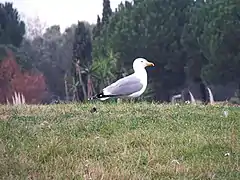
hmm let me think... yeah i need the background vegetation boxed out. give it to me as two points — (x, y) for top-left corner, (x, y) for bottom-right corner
(0, 0), (240, 104)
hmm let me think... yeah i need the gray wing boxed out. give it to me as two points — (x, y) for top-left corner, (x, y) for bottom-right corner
(103, 74), (143, 96)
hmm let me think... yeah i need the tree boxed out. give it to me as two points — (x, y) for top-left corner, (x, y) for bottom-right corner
(200, 0), (240, 86)
(20, 24), (76, 101)
(92, 15), (101, 39)
(90, 47), (119, 91)
(23, 16), (47, 40)
(0, 51), (47, 104)
(0, 2), (25, 47)
(72, 21), (92, 101)
(0, 44), (33, 70)
(182, 0), (240, 87)
(181, 0), (210, 81)
(102, 0), (112, 25)
(93, 0), (192, 101)
(0, 2), (29, 70)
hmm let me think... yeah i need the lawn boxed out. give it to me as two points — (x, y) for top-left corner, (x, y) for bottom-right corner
(0, 102), (239, 179)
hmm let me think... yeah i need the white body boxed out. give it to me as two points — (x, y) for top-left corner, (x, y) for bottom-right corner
(127, 69), (148, 98)
(97, 57), (154, 101)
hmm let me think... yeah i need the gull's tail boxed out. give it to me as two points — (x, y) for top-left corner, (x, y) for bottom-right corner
(88, 92), (117, 101)
(88, 92), (108, 101)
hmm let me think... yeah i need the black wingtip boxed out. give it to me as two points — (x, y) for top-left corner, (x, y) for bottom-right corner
(88, 92), (120, 100)
(88, 92), (104, 100)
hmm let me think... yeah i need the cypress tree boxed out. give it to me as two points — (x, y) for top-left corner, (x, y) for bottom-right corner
(92, 15), (101, 39)
(102, 0), (112, 25)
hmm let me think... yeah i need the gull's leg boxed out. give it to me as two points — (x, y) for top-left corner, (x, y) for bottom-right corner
(129, 98), (135, 103)
(117, 98), (122, 103)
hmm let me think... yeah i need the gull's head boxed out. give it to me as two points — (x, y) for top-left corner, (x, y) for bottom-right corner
(133, 58), (154, 71)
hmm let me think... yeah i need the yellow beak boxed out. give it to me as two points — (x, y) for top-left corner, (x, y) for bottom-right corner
(146, 61), (155, 67)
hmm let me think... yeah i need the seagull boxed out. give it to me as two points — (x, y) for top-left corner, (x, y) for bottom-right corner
(89, 57), (154, 101)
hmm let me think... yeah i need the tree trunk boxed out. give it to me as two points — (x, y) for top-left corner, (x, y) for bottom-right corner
(77, 66), (87, 101)
(72, 76), (78, 101)
(87, 74), (94, 99)
(90, 76), (97, 95)
(64, 72), (69, 101)
(237, 82), (240, 100)
(100, 81), (105, 91)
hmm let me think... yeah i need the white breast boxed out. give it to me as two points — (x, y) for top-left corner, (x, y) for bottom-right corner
(129, 70), (148, 98)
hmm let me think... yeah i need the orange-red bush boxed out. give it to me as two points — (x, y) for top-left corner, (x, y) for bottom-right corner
(0, 52), (47, 104)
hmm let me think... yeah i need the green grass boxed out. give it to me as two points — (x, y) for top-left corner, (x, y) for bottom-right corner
(0, 102), (239, 179)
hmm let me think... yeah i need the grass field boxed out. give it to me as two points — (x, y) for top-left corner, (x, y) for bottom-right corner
(0, 102), (239, 179)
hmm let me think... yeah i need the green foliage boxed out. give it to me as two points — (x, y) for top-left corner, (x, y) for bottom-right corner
(90, 0), (240, 101)
(92, 15), (101, 39)
(20, 24), (76, 99)
(102, 0), (112, 26)
(0, 44), (32, 70)
(2, 0), (240, 102)
(90, 47), (119, 90)
(94, 0), (192, 100)
(71, 21), (93, 101)
(72, 21), (92, 68)
(0, 2), (25, 47)
(200, 0), (240, 84)
(181, 0), (207, 79)
(0, 2), (28, 70)
(182, 0), (240, 85)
